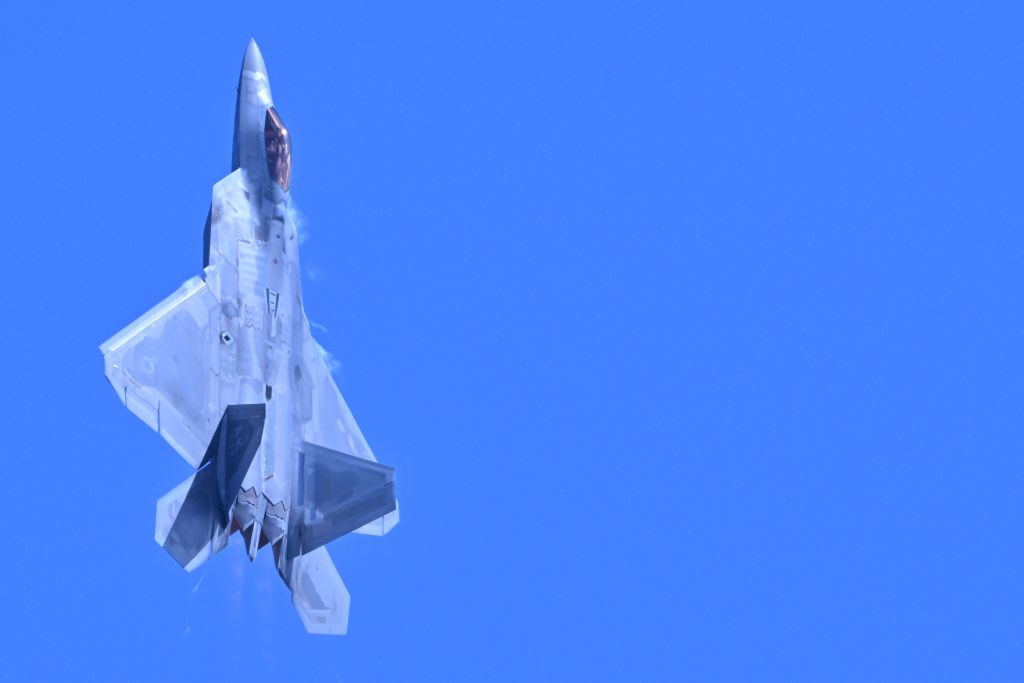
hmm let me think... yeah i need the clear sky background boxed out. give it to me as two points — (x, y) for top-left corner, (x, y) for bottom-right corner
(1, 2), (1022, 681)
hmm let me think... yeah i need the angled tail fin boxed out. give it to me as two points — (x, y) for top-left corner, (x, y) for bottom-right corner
(155, 404), (265, 569)
(286, 442), (397, 561)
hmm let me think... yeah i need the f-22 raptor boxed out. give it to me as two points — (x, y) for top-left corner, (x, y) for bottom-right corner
(100, 40), (398, 635)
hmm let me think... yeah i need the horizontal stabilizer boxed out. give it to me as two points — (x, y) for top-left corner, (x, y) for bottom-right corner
(290, 546), (350, 635)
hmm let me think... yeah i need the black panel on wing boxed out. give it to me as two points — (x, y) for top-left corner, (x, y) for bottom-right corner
(163, 404), (265, 568)
(287, 442), (396, 560)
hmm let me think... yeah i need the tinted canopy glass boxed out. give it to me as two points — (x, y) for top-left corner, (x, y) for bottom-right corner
(264, 107), (292, 191)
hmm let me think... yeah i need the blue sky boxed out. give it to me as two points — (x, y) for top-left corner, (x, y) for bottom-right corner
(1, 2), (1022, 680)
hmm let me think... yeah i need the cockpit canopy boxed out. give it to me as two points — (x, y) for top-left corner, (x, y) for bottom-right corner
(264, 107), (292, 191)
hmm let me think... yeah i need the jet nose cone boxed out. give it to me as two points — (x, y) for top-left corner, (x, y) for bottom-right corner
(242, 38), (267, 76)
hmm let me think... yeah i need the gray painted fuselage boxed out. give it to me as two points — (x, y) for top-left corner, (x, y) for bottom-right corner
(100, 40), (396, 635)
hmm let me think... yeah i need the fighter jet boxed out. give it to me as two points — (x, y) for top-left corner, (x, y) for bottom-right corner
(99, 40), (398, 635)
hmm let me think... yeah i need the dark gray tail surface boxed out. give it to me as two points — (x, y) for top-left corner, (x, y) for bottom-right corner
(163, 404), (266, 568)
(287, 442), (397, 560)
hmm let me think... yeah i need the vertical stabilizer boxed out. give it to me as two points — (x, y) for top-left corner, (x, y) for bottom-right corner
(157, 404), (265, 569)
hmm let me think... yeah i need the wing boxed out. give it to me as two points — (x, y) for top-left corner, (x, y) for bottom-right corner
(299, 320), (399, 536)
(299, 320), (377, 462)
(100, 276), (222, 467)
